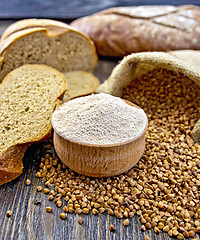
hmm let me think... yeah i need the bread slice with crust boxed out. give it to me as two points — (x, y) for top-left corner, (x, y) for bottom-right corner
(0, 64), (66, 185)
(63, 71), (100, 102)
(0, 21), (97, 83)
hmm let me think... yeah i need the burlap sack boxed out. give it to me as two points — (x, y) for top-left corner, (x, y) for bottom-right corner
(96, 50), (200, 141)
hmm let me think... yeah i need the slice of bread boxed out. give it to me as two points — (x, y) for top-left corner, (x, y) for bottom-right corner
(63, 71), (100, 102)
(0, 21), (98, 83)
(0, 64), (66, 185)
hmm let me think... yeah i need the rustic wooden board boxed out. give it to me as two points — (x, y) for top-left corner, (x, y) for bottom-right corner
(0, 141), (170, 240)
(0, 58), (174, 240)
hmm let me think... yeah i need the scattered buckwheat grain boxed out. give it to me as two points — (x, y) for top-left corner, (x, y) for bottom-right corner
(46, 207), (52, 213)
(36, 69), (200, 239)
(25, 179), (31, 186)
(6, 210), (12, 218)
(109, 224), (116, 232)
(60, 213), (66, 220)
(37, 186), (42, 192)
(123, 219), (130, 226)
(77, 217), (83, 224)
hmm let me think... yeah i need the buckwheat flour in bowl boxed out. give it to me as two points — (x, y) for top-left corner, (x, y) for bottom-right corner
(52, 93), (148, 177)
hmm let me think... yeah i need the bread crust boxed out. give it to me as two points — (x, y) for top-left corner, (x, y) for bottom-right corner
(70, 5), (200, 57)
(0, 127), (53, 185)
(0, 130), (52, 185)
(0, 18), (71, 42)
(0, 145), (26, 185)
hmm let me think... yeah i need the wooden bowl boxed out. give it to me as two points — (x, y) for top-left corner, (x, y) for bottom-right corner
(53, 100), (148, 178)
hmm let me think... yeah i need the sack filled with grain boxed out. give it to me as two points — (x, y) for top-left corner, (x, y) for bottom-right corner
(96, 50), (200, 141)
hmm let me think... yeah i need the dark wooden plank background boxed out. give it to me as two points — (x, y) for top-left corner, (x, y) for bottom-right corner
(0, 0), (199, 19)
(0, 134), (172, 240)
(0, 2), (199, 236)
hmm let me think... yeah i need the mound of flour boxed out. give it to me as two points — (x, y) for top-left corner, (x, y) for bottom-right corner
(52, 93), (147, 145)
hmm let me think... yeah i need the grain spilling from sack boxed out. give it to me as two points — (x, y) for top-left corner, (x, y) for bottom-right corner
(123, 69), (200, 237)
(36, 68), (200, 238)
(96, 50), (200, 141)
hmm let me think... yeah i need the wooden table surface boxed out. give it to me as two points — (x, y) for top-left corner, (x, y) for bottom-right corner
(0, 20), (195, 240)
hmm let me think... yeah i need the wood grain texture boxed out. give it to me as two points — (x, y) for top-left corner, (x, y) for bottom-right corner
(0, 59), (177, 240)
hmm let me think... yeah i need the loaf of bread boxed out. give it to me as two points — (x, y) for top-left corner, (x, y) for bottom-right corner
(70, 5), (200, 57)
(0, 64), (66, 185)
(0, 19), (98, 82)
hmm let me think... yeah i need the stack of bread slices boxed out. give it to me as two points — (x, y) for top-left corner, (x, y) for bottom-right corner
(0, 19), (99, 185)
